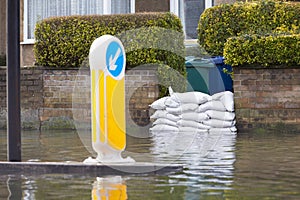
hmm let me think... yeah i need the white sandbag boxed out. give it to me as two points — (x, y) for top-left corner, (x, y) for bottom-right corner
(150, 110), (167, 119)
(209, 126), (237, 133)
(203, 119), (235, 128)
(150, 110), (180, 122)
(171, 91), (211, 104)
(205, 110), (235, 121)
(177, 120), (210, 129)
(212, 91), (234, 112)
(153, 118), (178, 127)
(197, 101), (227, 112)
(149, 97), (168, 110)
(179, 126), (208, 133)
(166, 103), (199, 115)
(168, 86), (174, 96)
(165, 98), (180, 108)
(181, 112), (209, 122)
(150, 124), (179, 132)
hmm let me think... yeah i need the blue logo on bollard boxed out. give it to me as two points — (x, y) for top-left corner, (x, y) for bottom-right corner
(106, 41), (125, 78)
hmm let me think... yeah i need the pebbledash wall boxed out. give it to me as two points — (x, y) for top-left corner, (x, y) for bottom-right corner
(233, 66), (300, 130)
(0, 66), (159, 130)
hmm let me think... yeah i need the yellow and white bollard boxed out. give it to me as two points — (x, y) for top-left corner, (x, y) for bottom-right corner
(86, 35), (134, 163)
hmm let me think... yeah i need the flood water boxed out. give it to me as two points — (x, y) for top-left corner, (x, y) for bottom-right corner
(0, 129), (299, 199)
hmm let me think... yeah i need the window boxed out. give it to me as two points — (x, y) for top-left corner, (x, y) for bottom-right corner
(23, 0), (133, 42)
(23, 0), (212, 42)
(170, 0), (213, 38)
(111, 0), (131, 14)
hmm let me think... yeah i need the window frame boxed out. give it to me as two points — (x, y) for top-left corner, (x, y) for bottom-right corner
(23, 0), (135, 43)
(23, 0), (212, 43)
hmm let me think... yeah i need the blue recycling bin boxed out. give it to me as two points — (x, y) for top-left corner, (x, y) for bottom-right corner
(210, 56), (233, 94)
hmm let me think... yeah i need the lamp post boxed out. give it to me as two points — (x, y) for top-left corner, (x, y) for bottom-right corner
(6, 0), (21, 162)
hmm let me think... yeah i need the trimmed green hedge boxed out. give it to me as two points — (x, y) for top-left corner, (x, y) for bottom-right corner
(34, 12), (186, 96)
(198, 0), (300, 56)
(224, 34), (300, 67)
(34, 12), (185, 76)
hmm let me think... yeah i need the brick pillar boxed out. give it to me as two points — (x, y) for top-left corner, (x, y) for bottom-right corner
(233, 67), (300, 130)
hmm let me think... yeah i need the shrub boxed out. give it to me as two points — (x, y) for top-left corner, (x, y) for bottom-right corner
(34, 12), (186, 96)
(224, 33), (300, 67)
(34, 12), (185, 77)
(198, 0), (300, 56)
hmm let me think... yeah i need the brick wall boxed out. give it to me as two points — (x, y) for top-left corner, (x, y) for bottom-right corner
(234, 67), (300, 130)
(0, 67), (159, 130)
(126, 65), (159, 128)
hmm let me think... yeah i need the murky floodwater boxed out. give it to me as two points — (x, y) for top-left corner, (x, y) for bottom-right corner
(0, 129), (299, 199)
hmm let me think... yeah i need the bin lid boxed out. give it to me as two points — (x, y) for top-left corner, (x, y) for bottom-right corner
(185, 57), (215, 68)
(210, 56), (224, 65)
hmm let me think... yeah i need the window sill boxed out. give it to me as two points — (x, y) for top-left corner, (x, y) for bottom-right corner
(21, 39), (35, 45)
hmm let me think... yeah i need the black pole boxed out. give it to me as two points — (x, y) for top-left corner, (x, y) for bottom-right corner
(6, 0), (21, 161)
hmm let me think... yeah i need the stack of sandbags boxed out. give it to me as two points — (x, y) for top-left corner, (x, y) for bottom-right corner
(202, 91), (237, 133)
(149, 87), (236, 133)
(149, 96), (181, 132)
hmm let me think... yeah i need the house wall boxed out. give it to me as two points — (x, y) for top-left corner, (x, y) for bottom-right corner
(0, 67), (159, 130)
(21, 44), (35, 66)
(234, 67), (300, 130)
(0, 0), (6, 57)
(135, 0), (170, 12)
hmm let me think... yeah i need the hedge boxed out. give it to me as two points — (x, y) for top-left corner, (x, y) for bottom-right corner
(34, 12), (185, 73)
(34, 12), (186, 95)
(198, 0), (300, 56)
(224, 33), (300, 67)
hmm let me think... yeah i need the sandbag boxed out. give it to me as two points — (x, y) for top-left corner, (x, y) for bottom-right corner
(168, 86), (174, 96)
(149, 97), (168, 110)
(165, 98), (180, 108)
(150, 110), (181, 122)
(197, 101), (227, 112)
(171, 91), (211, 104)
(203, 119), (235, 128)
(153, 118), (178, 127)
(177, 120), (210, 129)
(205, 110), (235, 121)
(150, 124), (179, 132)
(178, 126), (208, 133)
(166, 103), (199, 115)
(181, 112), (209, 122)
(212, 91), (234, 112)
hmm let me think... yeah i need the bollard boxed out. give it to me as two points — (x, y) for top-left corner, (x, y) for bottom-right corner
(86, 35), (134, 163)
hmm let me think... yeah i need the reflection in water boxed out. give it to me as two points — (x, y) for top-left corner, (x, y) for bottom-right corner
(1, 130), (300, 199)
(227, 133), (300, 199)
(0, 130), (90, 162)
(6, 176), (22, 200)
(92, 176), (127, 200)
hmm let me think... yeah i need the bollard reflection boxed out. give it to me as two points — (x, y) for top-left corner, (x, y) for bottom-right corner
(92, 176), (127, 200)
